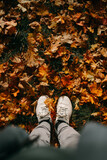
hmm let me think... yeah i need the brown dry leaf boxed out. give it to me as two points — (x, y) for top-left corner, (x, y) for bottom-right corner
(72, 13), (82, 22)
(18, 0), (31, 4)
(82, 70), (94, 81)
(0, 63), (8, 73)
(0, 9), (5, 16)
(24, 49), (44, 67)
(0, 92), (11, 102)
(102, 75), (107, 84)
(67, 80), (74, 90)
(0, 44), (5, 54)
(100, 47), (107, 57)
(95, 78), (102, 83)
(89, 82), (103, 97)
(53, 75), (60, 83)
(11, 56), (21, 63)
(17, 4), (27, 12)
(80, 92), (95, 105)
(74, 98), (80, 110)
(5, 20), (17, 29)
(45, 98), (54, 112)
(91, 43), (99, 51)
(68, 5), (74, 11)
(28, 33), (36, 44)
(0, 81), (8, 89)
(8, 114), (16, 121)
(0, 17), (5, 28)
(87, 27), (94, 33)
(50, 33), (73, 53)
(68, 0), (74, 4)
(29, 21), (41, 30)
(20, 80), (35, 96)
(91, 62), (97, 70)
(38, 63), (49, 77)
(44, 51), (52, 56)
(36, 8), (49, 16)
(74, 104), (80, 110)
(40, 82), (49, 86)
(61, 75), (72, 86)
(55, 0), (64, 6)
(48, 15), (65, 29)
(97, 25), (107, 35)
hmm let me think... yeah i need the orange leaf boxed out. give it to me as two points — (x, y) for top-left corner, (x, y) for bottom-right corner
(89, 82), (103, 97)
(12, 90), (20, 97)
(39, 63), (49, 77)
(45, 98), (54, 112)
(61, 75), (72, 86)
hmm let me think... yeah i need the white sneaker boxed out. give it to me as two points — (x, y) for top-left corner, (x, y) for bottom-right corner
(36, 95), (51, 122)
(56, 96), (72, 124)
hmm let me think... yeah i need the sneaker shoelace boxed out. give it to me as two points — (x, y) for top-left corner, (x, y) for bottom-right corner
(57, 106), (69, 120)
(38, 106), (49, 118)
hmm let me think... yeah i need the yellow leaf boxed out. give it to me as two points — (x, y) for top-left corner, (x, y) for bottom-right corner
(19, 124), (26, 129)
(68, 5), (74, 11)
(87, 27), (94, 33)
(12, 90), (20, 97)
(74, 104), (80, 110)
(44, 51), (52, 56)
(54, 76), (60, 83)
(103, 113), (107, 116)
(91, 112), (101, 117)
(8, 114), (16, 120)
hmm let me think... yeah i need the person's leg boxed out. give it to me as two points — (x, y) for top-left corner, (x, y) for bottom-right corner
(55, 96), (80, 149)
(56, 121), (80, 149)
(29, 96), (52, 147)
